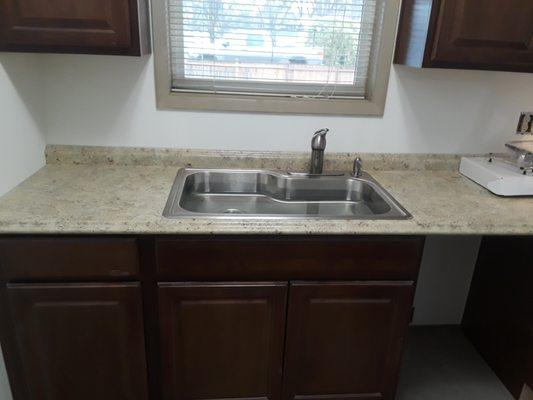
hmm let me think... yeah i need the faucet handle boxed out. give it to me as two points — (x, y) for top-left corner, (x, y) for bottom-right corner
(311, 128), (329, 150)
(352, 157), (363, 177)
(516, 112), (533, 135)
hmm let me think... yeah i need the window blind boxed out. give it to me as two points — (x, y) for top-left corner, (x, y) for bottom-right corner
(167, 0), (381, 99)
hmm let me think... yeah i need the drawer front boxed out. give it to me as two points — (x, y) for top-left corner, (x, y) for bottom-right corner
(0, 237), (139, 281)
(155, 236), (424, 281)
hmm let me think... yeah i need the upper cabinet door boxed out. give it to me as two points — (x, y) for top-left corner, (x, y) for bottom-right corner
(158, 282), (288, 400)
(283, 282), (414, 400)
(395, 0), (533, 72)
(4, 283), (149, 400)
(0, 0), (150, 55)
(432, 0), (533, 70)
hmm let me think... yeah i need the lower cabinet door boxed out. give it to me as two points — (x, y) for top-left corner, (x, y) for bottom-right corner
(283, 282), (415, 400)
(5, 283), (149, 400)
(158, 282), (288, 400)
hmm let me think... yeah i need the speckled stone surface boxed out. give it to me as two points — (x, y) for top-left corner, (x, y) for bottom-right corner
(46, 145), (471, 172)
(0, 146), (531, 235)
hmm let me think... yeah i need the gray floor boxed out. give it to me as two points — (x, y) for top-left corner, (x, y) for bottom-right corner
(397, 326), (514, 400)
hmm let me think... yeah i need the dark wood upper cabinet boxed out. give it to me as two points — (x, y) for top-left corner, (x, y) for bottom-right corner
(395, 0), (533, 72)
(283, 282), (415, 400)
(3, 283), (149, 400)
(158, 282), (288, 400)
(0, 0), (150, 55)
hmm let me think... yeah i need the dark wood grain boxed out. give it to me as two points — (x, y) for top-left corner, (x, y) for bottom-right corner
(0, 237), (140, 281)
(4, 282), (149, 400)
(138, 236), (164, 400)
(0, 285), (29, 400)
(394, 0), (436, 67)
(395, 0), (533, 72)
(155, 236), (424, 281)
(462, 236), (533, 399)
(283, 281), (415, 400)
(158, 282), (288, 400)
(0, 0), (150, 55)
(0, 235), (425, 400)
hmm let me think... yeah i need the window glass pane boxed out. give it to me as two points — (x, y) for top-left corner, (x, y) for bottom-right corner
(167, 0), (380, 98)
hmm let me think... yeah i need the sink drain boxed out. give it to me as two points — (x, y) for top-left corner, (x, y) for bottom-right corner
(221, 208), (247, 214)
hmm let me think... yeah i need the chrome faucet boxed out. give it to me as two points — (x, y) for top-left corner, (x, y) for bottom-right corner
(309, 128), (329, 174)
(352, 157), (363, 178)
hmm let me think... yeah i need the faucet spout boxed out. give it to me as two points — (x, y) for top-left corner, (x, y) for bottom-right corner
(309, 128), (330, 174)
(311, 128), (329, 151)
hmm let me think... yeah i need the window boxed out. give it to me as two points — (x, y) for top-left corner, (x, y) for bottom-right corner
(153, 0), (401, 115)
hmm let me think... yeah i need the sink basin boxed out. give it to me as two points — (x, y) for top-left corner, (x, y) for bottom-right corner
(163, 168), (411, 219)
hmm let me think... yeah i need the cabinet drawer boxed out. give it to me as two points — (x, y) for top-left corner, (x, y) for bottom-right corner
(0, 237), (139, 281)
(155, 236), (424, 281)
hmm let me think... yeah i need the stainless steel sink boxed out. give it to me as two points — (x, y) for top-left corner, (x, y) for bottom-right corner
(163, 168), (411, 219)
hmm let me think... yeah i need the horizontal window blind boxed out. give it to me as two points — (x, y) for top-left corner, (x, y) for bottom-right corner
(167, 0), (381, 98)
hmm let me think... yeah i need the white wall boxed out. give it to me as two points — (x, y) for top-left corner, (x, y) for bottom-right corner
(41, 53), (533, 153)
(413, 236), (481, 325)
(0, 349), (11, 400)
(0, 54), (46, 197)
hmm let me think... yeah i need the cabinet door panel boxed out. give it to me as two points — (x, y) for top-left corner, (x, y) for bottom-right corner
(5, 283), (148, 400)
(283, 282), (414, 400)
(0, 0), (149, 55)
(159, 282), (288, 400)
(432, 0), (533, 70)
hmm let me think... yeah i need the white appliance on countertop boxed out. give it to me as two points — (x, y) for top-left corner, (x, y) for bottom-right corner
(460, 112), (533, 197)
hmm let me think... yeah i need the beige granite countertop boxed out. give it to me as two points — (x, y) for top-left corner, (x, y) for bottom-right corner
(0, 146), (531, 235)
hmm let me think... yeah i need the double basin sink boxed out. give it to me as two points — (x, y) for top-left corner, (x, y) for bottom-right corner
(164, 168), (410, 219)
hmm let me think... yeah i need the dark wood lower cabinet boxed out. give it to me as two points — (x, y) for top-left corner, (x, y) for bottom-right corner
(0, 236), (425, 400)
(158, 282), (288, 400)
(283, 282), (415, 400)
(3, 283), (149, 400)
(3, 234), (531, 400)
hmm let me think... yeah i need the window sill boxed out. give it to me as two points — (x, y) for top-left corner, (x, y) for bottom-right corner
(156, 90), (386, 116)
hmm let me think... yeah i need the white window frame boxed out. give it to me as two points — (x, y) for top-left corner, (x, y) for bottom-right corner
(152, 0), (401, 116)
